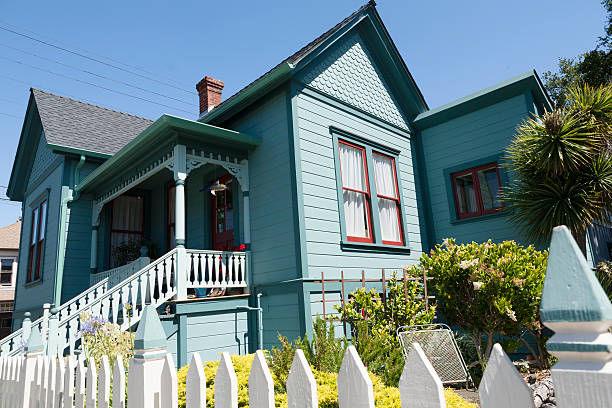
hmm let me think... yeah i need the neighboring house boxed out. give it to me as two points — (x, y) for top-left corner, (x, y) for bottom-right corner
(0, 221), (20, 340)
(4, 2), (566, 363)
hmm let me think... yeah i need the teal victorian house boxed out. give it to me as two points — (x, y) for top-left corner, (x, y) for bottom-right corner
(3, 2), (556, 365)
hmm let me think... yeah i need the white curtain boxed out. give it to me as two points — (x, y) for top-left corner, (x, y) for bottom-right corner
(339, 143), (369, 238)
(111, 196), (144, 266)
(456, 174), (478, 214)
(478, 168), (501, 210)
(373, 154), (401, 243)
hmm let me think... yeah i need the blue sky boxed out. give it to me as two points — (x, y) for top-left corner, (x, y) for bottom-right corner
(0, 0), (606, 226)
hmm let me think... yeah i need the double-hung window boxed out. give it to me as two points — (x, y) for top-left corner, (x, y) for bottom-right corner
(27, 200), (47, 283)
(373, 153), (403, 245)
(337, 136), (405, 248)
(1, 259), (13, 285)
(451, 162), (503, 219)
(339, 141), (374, 243)
(110, 195), (145, 268)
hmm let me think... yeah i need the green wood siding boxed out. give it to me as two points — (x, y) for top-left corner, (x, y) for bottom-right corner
(26, 130), (60, 192)
(222, 90), (299, 285)
(62, 197), (94, 302)
(260, 291), (302, 348)
(419, 94), (532, 247)
(294, 92), (422, 278)
(13, 159), (63, 316)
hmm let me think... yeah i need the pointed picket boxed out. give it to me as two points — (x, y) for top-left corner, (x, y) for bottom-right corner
(64, 357), (76, 408)
(479, 344), (534, 408)
(40, 356), (50, 408)
(33, 356), (43, 407)
(86, 357), (97, 408)
(248, 350), (274, 408)
(55, 356), (65, 408)
(0, 356), (5, 407)
(215, 352), (238, 408)
(75, 355), (86, 408)
(337, 346), (374, 408)
(186, 352), (206, 408)
(98, 356), (111, 408)
(399, 342), (446, 408)
(46, 356), (57, 408)
(113, 356), (126, 408)
(286, 349), (317, 408)
(161, 354), (178, 408)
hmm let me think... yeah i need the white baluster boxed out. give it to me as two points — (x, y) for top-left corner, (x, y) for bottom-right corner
(479, 344), (534, 408)
(337, 346), (374, 408)
(398, 342), (446, 408)
(221, 254), (227, 287)
(248, 350), (274, 408)
(232, 255), (238, 286)
(206, 254), (213, 286)
(215, 352), (238, 408)
(240, 254), (246, 286)
(85, 358), (97, 408)
(186, 352), (206, 408)
(113, 356), (125, 408)
(286, 350), (317, 408)
(214, 254), (221, 286)
(161, 354), (177, 408)
(98, 356), (110, 408)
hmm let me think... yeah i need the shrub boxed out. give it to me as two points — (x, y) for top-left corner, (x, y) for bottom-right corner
(335, 273), (436, 338)
(176, 353), (476, 408)
(596, 261), (612, 300)
(416, 239), (548, 368)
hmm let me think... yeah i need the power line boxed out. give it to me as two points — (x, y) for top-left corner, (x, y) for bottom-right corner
(0, 42), (194, 106)
(0, 96), (21, 104)
(0, 19), (193, 91)
(0, 55), (194, 114)
(0, 112), (19, 119)
(0, 25), (195, 95)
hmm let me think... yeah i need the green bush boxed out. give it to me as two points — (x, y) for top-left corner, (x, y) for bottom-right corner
(335, 273), (436, 337)
(416, 239), (548, 368)
(176, 353), (476, 408)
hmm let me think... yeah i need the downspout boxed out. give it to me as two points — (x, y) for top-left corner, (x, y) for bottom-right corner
(236, 292), (264, 350)
(53, 155), (85, 306)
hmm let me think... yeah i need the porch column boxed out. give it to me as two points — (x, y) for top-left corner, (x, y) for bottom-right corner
(173, 144), (187, 248)
(90, 225), (98, 274)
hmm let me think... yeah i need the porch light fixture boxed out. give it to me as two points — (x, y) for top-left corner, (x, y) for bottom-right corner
(200, 179), (228, 196)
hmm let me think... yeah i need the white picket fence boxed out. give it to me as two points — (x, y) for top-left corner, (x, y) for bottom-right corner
(1, 225), (612, 408)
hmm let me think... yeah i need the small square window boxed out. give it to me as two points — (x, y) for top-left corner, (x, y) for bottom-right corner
(452, 163), (504, 219)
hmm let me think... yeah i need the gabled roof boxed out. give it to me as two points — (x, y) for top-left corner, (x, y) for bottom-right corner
(31, 88), (153, 157)
(200, 1), (428, 125)
(413, 70), (553, 129)
(0, 221), (21, 250)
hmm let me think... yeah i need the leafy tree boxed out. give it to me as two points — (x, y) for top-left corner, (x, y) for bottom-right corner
(417, 239), (549, 368)
(505, 84), (612, 252)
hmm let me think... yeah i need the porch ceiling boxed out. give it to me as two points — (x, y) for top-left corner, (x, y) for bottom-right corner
(76, 114), (261, 194)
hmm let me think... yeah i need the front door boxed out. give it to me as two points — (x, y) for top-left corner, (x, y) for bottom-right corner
(211, 175), (234, 251)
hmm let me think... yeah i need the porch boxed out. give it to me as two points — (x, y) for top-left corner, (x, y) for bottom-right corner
(75, 115), (261, 299)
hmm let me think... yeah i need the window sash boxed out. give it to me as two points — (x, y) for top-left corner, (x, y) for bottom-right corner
(339, 140), (373, 243)
(452, 163), (504, 219)
(372, 152), (403, 245)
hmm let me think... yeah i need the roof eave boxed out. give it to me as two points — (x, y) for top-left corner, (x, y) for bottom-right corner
(413, 70), (552, 129)
(7, 93), (37, 202)
(76, 114), (261, 194)
(199, 62), (294, 125)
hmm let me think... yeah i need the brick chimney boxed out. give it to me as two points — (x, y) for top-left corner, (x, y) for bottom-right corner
(196, 76), (224, 115)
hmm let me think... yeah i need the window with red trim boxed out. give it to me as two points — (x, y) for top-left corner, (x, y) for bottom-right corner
(372, 152), (403, 245)
(452, 163), (504, 219)
(338, 140), (374, 243)
(27, 200), (47, 283)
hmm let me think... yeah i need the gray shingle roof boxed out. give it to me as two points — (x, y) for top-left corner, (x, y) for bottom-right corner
(32, 88), (154, 156)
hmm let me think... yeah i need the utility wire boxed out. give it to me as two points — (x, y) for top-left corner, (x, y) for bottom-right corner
(0, 25), (195, 95)
(0, 19), (192, 90)
(0, 42), (194, 106)
(0, 96), (21, 104)
(0, 112), (19, 118)
(0, 55), (194, 114)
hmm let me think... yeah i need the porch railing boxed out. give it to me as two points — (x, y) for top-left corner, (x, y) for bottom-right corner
(185, 249), (248, 288)
(89, 256), (151, 288)
(1, 248), (250, 357)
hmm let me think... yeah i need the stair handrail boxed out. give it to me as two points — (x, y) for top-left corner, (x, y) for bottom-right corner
(51, 248), (180, 356)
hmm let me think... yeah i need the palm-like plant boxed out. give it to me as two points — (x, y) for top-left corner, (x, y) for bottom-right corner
(505, 84), (612, 253)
